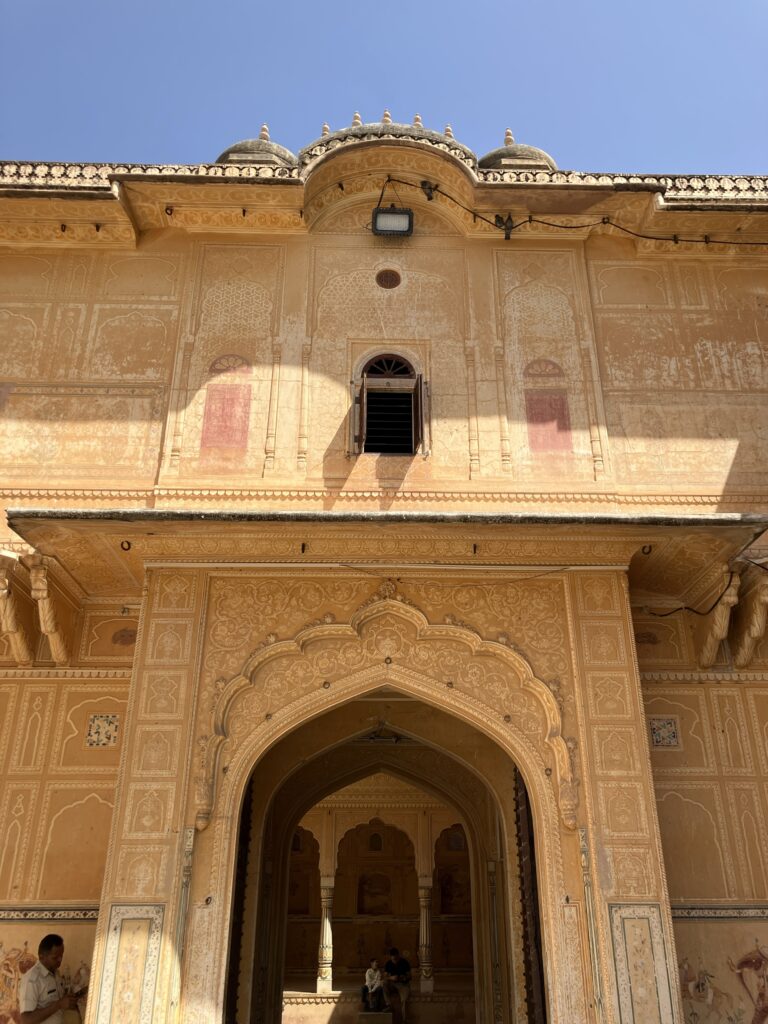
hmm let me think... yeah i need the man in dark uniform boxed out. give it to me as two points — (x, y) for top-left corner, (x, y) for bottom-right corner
(383, 947), (411, 1023)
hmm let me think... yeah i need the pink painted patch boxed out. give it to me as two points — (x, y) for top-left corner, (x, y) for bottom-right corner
(201, 383), (250, 448)
(525, 391), (572, 452)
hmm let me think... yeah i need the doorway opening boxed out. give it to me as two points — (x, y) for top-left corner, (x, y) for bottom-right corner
(224, 692), (548, 1024)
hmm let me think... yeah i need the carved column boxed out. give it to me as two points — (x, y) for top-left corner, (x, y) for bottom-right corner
(317, 883), (334, 993)
(264, 342), (281, 473)
(493, 346), (512, 472)
(297, 342), (311, 470)
(418, 886), (434, 993)
(464, 345), (481, 477)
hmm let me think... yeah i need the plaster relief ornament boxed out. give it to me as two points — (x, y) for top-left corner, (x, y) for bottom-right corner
(195, 586), (578, 832)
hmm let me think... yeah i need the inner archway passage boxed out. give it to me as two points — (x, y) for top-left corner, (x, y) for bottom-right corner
(223, 692), (549, 1024)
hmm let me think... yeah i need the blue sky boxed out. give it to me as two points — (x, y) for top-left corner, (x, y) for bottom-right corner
(2, 0), (766, 174)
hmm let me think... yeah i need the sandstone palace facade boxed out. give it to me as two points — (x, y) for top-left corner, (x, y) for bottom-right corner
(1, 114), (767, 1024)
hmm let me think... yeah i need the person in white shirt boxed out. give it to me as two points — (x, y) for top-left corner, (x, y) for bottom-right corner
(361, 957), (384, 1011)
(19, 935), (79, 1024)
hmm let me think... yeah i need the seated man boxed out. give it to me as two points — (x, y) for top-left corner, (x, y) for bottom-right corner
(361, 957), (384, 1011)
(383, 947), (411, 1023)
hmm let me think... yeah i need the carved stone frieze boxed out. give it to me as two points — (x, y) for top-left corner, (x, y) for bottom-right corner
(198, 586), (577, 831)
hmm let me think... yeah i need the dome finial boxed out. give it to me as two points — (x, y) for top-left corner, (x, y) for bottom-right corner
(504, 127), (515, 146)
(352, 111), (363, 127)
(321, 122), (330, 137)
(444, 124), (454, 140)
(382, 109), (392, 125)
(413, 113), (423, 128)
(259, 123), (270, 142)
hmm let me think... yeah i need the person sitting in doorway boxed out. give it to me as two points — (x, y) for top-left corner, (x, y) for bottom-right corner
(19, 934), (81, 1024)
(361, 957), (384, 1012)
(383, 947), (411, 1023)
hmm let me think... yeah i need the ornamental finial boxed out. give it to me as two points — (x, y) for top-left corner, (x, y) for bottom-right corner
(444, 124), (454, 140)
(352, 111), (363, 127)
(382, 109), (392, 125)
(504, 127), (515, 146)
(413, 113), (423, 128)
(321, 122), (330, 137)
(259, 124), (270, 142)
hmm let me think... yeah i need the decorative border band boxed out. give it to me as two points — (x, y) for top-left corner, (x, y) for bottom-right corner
(0, 906), (99, 920)
(672, 905), (768, 920)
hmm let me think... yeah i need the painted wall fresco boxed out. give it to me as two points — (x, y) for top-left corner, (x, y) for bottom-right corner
(0, 678), (126, 902)
(674, 918), (768, 1024)
(0, 920), (95, 1024)
(647, 680), (768, 903)
(0, 235), (767, 501)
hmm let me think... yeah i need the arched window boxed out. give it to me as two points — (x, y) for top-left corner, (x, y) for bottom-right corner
(355, 354), (426, 455)
(201, 354), (251, 451)
(368, 832), (383, 852)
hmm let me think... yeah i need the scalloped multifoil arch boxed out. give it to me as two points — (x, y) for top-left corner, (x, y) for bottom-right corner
(198, 593), (576, 835)
(183, 591), (579, 1023)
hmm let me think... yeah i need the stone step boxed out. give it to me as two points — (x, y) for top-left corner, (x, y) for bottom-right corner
(359, 1013), (393, 1023)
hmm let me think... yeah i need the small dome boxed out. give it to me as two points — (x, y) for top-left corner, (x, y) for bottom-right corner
(478, 130), (557, 172)
(215, 125), (297, 167)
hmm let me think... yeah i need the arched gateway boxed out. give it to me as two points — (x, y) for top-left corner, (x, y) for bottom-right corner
(180, 584), (585, 1023)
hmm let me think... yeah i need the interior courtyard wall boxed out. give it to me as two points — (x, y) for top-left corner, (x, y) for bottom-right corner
(635, 614), (768, 1017)
(2, 235), (768, 530)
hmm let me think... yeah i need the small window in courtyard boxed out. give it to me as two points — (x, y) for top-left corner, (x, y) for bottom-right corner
(354, 354), (426, 455)
(369, 832), (383, 852)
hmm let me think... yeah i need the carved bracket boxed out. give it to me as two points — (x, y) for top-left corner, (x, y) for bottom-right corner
(693, 565), (740, 669)
(0, 554), (32, 666)
(730, 562), (768, 669)
(22, 555), (69, 666)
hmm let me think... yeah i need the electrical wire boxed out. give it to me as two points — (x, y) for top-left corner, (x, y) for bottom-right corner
(379, 175), (768, 248)
(644, 571), (735, 618)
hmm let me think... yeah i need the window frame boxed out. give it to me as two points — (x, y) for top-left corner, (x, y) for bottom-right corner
(349, 353), (430, 456)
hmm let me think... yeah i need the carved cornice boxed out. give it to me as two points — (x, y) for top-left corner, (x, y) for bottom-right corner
(1, 160), (766, 207)
(0, 668), (129, 679)
(640, 670), (768, 683)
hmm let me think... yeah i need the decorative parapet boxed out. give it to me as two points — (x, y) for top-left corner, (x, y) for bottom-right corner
(1, 160), (766, 206)
(0, 161), (300, 190)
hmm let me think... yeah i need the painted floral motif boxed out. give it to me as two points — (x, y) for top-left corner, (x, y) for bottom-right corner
(650, 716), (680, 748)
(85, 713), (120, 748)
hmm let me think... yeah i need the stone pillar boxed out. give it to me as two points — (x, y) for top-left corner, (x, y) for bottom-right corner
(418, 885), (434, 994)
(317, 883), (335, 993)
(83, 569), (204, 1024)
(569, 570), (683, 1023)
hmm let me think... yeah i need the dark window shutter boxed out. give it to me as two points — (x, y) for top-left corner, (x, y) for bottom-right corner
(358, 374), (368, 452)
(412, 374), (424, 452)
